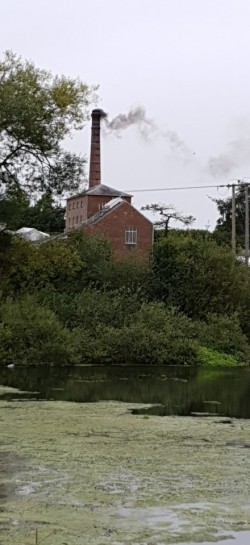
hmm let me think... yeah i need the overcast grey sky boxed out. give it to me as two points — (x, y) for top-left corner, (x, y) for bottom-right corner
(2, 0), (250, 228)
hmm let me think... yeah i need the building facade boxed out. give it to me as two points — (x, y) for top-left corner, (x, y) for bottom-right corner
(66, 109), (153, 259)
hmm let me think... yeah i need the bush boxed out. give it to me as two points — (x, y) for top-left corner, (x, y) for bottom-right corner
(0, 296), (79, 366)
(39, 287), (143, 330)
(198, 347), (242, 367)
(0, 235), (81, 294)
(151, 231), (250, 324)
(192, 313), (249, 361)
(74, 303), (200, 366)
(1, 227), (250, 367)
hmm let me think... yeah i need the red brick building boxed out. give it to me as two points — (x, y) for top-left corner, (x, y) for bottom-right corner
(66, 109), (153, 259)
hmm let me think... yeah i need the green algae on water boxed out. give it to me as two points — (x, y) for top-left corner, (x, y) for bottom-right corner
(1, 394), (250, 544)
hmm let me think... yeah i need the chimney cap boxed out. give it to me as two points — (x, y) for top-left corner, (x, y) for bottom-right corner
(91, 108), (107, 118)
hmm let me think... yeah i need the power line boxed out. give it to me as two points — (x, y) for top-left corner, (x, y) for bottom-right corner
(126, 183), (233, 193)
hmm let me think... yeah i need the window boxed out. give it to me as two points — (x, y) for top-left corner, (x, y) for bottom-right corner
(98, 203), (105, 210)
(72, 217), (75, 226)
(80, 215), (82, 222)
(125, 228), (137, 245)
(76, 216), (78, 224)
(77, 201), (79, 208)
(73, 202), (75, 209)
(81, 200), (83, 208)
(69, 203), (71, 210)
(69, 218), (71, 227)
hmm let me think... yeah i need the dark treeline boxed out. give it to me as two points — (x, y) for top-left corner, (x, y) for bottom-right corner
(0, 228), (250, 367)
(0, 186), (65, 234)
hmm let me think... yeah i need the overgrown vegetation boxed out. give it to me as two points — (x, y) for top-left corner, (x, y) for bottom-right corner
(0, 53), (249, 368)
(0, 228), (249, 367)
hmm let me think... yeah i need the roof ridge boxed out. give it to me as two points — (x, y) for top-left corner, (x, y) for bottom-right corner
(67, 183), (132, 200)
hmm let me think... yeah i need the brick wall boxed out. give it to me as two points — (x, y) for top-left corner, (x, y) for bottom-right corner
(87, 195), (131, 218)
(85, 200), (153, 260)
(66, 196), (88, 230)
(66, 194), (132, 230)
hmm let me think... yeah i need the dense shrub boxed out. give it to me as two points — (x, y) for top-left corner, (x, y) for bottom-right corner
(1, 228), (250, 367)
(0, 296), (79, 366)
(0, 235), (81, 294)
(39, 287), (143, 330)
(151, 231), (250, 325)
(192, 313), (249, 361)
(74, 303), (200, 365)
(198, 347), (242, 367)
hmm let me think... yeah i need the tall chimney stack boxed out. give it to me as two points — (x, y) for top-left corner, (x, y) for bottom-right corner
(89, 109), (105, 188)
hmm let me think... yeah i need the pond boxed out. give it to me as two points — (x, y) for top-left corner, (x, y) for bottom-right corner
(0, 365), (250, 418)
(1, 365), (250, 545)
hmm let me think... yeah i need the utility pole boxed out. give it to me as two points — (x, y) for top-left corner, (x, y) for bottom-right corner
(231, 184), (236, 253)
(245, 184), (249, 267)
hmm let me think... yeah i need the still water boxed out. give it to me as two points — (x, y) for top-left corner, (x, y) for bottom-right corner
(1, 366), (250, 545)
(0, 365), (250, 418)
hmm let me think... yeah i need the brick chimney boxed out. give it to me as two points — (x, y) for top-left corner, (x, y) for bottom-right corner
(89, 109), (105, 188)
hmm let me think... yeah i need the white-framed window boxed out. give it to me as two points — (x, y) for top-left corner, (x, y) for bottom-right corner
(125, 227), (137, 245)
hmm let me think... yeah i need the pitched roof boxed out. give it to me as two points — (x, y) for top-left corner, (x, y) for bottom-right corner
(81, 196), (153, 228)
(67, 184), (132, 200)
(86, 184), (132, 197)
(83, 197), (124, 227)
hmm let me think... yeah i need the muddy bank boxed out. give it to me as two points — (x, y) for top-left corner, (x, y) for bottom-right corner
(0, 391), (250, 544)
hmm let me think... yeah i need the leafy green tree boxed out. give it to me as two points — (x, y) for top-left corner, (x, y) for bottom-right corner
(0, 187), (65, 233)
(0, 188), (67, 237)
(213, 182), (248, 247)
(0, 184), (30, 230)
(151, 231), (250, 326)
(19, 191), (65, 234)
(0, 51), (97, 199)
(0, 235), (81, 294)
(69, 231), (113, 289)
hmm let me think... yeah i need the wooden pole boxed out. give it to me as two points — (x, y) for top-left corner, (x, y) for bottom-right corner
(35, 529), (38, 545)
(245, 184), (249, 267)
(232, 184), (236, 253)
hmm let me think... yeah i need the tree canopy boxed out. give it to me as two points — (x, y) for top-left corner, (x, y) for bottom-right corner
(0, 51), (97, 198)
(213, 182), (249, 247)
(0, 186), (65, 233)
(0, 228), (249, 366)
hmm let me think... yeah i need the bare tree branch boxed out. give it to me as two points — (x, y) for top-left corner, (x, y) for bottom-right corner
(142, 203), (195, 235)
